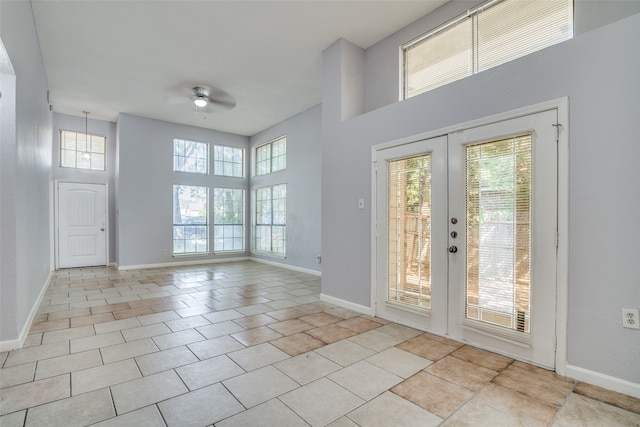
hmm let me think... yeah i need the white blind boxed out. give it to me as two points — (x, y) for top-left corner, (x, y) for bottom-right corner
(387, 154), (432, 309)
(403, 0), (573, 99)
(404, 18), (473, 98)
(464, 135), (532, 333)
(477, 0), (573, 72)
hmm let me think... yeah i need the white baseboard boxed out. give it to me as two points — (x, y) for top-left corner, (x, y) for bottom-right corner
(0, 272), (52, 353)
(320, 293), (372, 316)
(115, 256), (251, 271)
(565, 364), (640, 398)
(250, 257), (321, 277)
(116, 256), (322, 277)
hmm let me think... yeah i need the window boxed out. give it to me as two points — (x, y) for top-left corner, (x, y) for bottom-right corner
(213, 188), (244, 252)
(213, 145), (243, 177)
(173, 185), (208, 254)
(254, 184), (286, 255)
(60, 130), (106, 171)
(403, 0), (573, 98)
(255, 136), (286, 176)
(174, 139), (208, 174)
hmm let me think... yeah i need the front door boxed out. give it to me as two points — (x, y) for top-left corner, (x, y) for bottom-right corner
(57, 182), (107, 268)
(375, 109), (558, 368)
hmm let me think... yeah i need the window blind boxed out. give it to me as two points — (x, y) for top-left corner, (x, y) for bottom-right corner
(465, 135), (532, 332)
(403, 0), (573, 99)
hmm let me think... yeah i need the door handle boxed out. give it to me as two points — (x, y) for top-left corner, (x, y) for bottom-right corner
(448, 246), (458, 253)
(100, 227), (105, 231)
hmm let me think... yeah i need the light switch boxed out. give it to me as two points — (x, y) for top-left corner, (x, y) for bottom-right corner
(358, 198), (365, 209)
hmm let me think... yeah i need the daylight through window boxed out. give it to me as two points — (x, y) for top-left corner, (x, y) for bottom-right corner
(214, 145), (243, 177)
(255, 136), (286, 176)
(173, 185), (208, 254)
(403, 0), (573, 98)
(213, 188), (245, 252)
(60, 130), (106, 171)
(174, 139), (209, 174)
(254, 184), (286, 255)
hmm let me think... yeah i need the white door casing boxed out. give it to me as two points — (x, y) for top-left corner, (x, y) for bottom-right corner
(373, 105), (561, 369)
(57, 182), (107, 268)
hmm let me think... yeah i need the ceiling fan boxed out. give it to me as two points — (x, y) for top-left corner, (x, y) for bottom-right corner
(166, 85), (236, 112)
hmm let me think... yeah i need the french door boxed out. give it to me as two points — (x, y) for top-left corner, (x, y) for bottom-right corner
(374, 110), (558, 368)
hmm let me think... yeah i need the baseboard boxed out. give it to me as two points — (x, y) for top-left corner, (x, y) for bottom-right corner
(565, 364), (640, 398)
(250, 257), (321, 277)
(0, 272), (52, 353)
(320, 293), (372, 316)
(115, 256), (251, 271)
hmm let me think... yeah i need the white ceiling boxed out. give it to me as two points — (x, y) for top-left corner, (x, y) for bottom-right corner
(31, 0), (448, 136)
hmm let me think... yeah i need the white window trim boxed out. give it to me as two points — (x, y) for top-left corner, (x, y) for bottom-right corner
(254, 135), (287, 176)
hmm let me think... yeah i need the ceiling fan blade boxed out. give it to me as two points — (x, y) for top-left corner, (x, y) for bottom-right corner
(208, 97), (236, 110)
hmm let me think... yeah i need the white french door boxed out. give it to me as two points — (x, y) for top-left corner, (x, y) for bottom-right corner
(57, 182), (107, 268)
(374, 109), (558, 368)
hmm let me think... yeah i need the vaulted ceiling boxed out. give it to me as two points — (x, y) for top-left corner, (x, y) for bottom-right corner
(31, 1), (448, 136)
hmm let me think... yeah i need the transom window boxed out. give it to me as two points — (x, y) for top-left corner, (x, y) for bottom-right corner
(213, 145), (243, 177)
(403, 0), (573, 99)
(254, 184), (286, 255)
(60, 130), (106, 171)
(173, 185), (208, 254)
(255, 136), (286, 176)
(213, 188), (244, 252)
(174, 138), (208, 174)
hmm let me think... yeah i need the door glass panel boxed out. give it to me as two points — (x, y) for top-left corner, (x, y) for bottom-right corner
(387, 154), (432, 309)
(464, 135), (532, 332)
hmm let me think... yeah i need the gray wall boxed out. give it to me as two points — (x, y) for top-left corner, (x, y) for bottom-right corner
(116, 114), (249, 268)
(322, 10), (640, 386)
(250, 105), (322, 273)
(365, 0), (640, 112)
(52, 113), (117, 264)
(0, 1), (53, 343)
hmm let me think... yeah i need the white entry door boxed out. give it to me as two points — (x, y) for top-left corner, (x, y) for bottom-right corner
(57, 182), (107, 268)
(375, 109), (558, 368)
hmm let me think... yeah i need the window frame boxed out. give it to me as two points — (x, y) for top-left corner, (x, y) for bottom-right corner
(172, 184), (209, 255)
(253, 183), (287, 257)
(213, 144), (244, 178)
(59, 129), (107, 171)
(212, 187), (245, 253)
(401, 0), (573, 99)
(173, 138), (209, 175)
(254, 136), (286, 176)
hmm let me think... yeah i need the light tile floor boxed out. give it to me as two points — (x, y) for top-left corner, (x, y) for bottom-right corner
(1, 261), (639, 426)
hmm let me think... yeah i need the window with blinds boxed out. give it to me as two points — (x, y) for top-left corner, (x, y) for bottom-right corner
(403, 0), (573, 99)
(387, 154), (432, 310)
(464, 134), (532, 333)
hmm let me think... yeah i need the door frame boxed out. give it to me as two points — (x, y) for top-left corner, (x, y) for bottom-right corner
(54, 180), (109, 270)
(371, 98), (568, 374)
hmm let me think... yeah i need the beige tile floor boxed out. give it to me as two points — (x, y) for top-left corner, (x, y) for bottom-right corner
(1, 261), (639, 426)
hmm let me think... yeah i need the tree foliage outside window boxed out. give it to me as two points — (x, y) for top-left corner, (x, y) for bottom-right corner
(173, 185), (208, 254)
(214, 145), (243, 177)
(174, 139), (208, 174)
(255, 184), (286, 255)
(213, 188), (244, 252)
